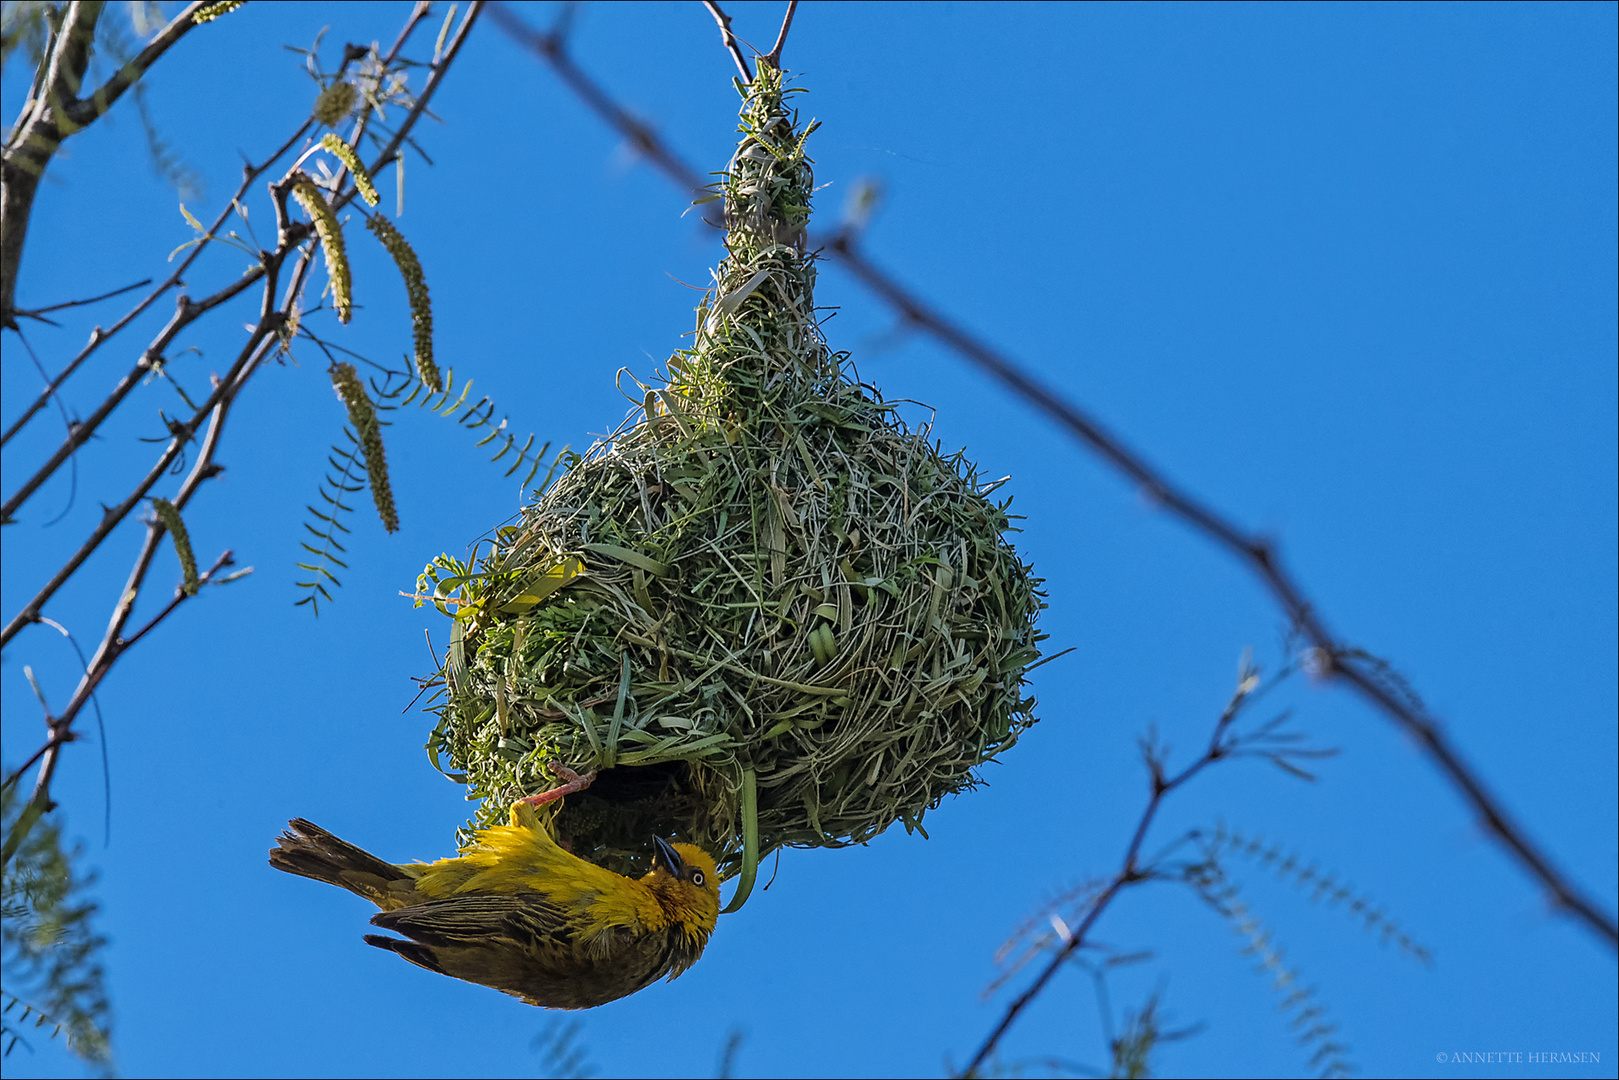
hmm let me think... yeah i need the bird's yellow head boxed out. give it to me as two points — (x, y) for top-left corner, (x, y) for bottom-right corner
(644, 836), (722, 940)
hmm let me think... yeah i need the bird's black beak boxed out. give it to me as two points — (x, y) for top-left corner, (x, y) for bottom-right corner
(653, 835), (685, 877)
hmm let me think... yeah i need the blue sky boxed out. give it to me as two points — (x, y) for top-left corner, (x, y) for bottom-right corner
(2, 2), (1614, 1077)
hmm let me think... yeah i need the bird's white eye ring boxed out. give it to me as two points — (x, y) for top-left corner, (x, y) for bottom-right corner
(692, 870), (706, 887)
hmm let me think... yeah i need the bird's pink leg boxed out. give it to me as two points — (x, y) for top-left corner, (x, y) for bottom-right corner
(516, 761), (598, 807)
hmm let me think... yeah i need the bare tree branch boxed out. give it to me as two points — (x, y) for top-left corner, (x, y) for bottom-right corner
(10, 276), (152, 320)
(0, 247), (286, 648)
(1, 2), (208, 326)
(3, 2), (492, 867)
(1, 122), (313, 451)
(63, 1), (208, 129)
(763, 1), (798, 69)
(2, 263), (282, 524)
(493, 8), (1619, 950)
(963, 671), (1275, 1076)
(3, 545), (237, 871)
(826, 232), (1619, 952)
(2, 0), (486, 914)
(701, 1), (754, 83)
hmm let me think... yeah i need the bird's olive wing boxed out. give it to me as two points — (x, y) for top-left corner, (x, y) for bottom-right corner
(366, 893), (658, 1008)
(369, 892), (575, 950)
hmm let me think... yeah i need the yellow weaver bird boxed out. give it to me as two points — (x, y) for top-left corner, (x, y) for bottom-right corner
(268, 770), (720, 1010)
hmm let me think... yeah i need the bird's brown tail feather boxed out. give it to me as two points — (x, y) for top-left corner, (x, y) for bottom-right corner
(269, 818), (418, 909)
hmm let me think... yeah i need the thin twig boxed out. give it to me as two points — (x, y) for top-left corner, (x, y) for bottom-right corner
(124, 548), (237, 649)
(3, 265), (282, 523)
(0, 122), (313, 450)
(494, 10), (1619, 950)
(12, 277), (153, 317)
(963, 680), (1261, 1076)
(2, 733), (71, 795)
(764, 1), (799, 69)
(828, 231), (1619, 951)
(702, 1), (755, 82)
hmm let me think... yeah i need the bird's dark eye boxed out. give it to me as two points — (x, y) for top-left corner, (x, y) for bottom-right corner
(691, 870), (706, 887)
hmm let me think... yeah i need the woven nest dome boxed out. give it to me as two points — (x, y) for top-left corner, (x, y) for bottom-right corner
(418, 64), (1044, 900)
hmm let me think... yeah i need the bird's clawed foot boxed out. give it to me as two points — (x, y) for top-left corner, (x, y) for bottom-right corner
(516, 761), (598, 808)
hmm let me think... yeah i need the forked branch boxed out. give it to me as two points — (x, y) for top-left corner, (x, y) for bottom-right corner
(963, 665), (1299, 1075)
(764, 2), (798, 69)
(699, 1), (800, 82)
(2, 2), (210, 326)
(701, 1), (754, 82)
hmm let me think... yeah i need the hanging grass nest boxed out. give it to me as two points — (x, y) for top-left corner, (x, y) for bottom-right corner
(416, 63), (1045, 900)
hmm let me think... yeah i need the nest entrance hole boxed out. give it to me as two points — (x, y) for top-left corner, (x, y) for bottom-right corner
(551, 760), (698, 877)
